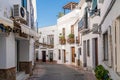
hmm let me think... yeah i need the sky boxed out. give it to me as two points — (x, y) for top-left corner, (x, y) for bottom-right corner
(36, 0), (79, 28)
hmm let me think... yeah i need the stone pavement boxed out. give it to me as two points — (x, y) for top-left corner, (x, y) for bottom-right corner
(27, 62), (96, 80)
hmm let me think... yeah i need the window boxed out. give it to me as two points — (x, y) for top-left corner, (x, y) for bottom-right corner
(103, 32), (108, 61)
(26, 11), (29, 26)
(87, 40), (90, 57)
(58, 50), (61, 60)
(92, 0), (97, 10)
(79, 48), (81, 55)
(43, 38), (44, 43)
(90, 0), (98, 16)
(78, 8), (88, 31)
(50, 35), (54, 45)
(78, 18), (85, 30)
(62, 28), (65, 36)
(71, 25), (74, 34)
(22, 0), (27, 10)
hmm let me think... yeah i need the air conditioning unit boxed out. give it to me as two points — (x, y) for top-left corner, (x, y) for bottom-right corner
(13, 4), (26, 21)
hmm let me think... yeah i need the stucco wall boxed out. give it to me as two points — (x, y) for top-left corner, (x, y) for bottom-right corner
(0, 33), (16, 69)
(0, 36), (7, 68)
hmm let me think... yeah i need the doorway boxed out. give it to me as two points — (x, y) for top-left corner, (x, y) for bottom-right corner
(63, 50), (66, 63)
(42, 51), (46, 62)
(49, 52), (53, 62)
(15, 40), (20, 72)
(83, 41), (87, 67)
(78, 48), (81, 66)
(93, 38), (98, 67)
(71, 47), (75, 63)
(114, 18), (120, 72)
(36, 51), (39, 61)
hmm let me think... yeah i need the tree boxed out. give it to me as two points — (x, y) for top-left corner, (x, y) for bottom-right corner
(57, 12), (64, 18)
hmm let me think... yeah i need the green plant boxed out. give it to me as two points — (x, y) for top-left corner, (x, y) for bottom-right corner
(94, 65), (112, 80)
(68, 33), (74, 38)
(58, 12), (64, 18)
(59, 35), (65, 39)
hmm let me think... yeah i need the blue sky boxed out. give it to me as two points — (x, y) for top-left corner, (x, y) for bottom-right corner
(36, 0), (79, 28)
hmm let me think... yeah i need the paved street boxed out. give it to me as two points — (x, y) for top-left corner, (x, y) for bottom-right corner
(27, 62), (96, 80)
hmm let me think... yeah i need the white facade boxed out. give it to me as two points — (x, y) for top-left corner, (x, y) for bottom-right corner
(38, 25), (58, 62)
(0, 0), (38, 80)
(97, 0), (120, 79)
(57, 9), (81, 65)
(78, 0), (120, 80)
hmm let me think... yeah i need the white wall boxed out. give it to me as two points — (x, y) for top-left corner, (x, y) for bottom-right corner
(99, 0), (120, 79)
(29, 38), (35, 65)
(0, 36), (7, 68)
(6, 33), (16, 68)
(0, 33), (16, 69)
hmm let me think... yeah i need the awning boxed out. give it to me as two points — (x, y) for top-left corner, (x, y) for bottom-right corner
(20, 24), (30, 34)
(0, 16), (13, 28)
(29, 29), (39, 39)
(20, 23), (39, 39)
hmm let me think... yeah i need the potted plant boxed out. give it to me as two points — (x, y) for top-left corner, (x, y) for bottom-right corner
(68, 33), (74, 38)
(94, 65), (112, 80)
(67, 33), (74, 44)
(59, 35), (66, 44)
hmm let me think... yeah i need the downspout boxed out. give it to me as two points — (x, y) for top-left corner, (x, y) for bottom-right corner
(99, 0), (116, 32)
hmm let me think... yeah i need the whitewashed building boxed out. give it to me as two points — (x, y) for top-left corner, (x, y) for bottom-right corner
(38, 25), (58, 63)
(93, 0), (120, 79)
(77, 0), (100, 70)
(0, 0), (39, 80)
(79, 0), (120, 79)
(57, 2), (80, 65)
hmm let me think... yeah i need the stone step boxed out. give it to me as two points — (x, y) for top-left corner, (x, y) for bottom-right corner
(16, 72), (29, 80)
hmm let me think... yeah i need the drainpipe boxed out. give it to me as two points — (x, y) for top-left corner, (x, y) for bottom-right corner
(99, 0), (116, 33)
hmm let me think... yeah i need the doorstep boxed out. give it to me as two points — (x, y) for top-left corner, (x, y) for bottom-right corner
(16, 72), (29, 80)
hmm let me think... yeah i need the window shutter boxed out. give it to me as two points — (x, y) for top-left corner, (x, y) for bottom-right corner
(108, 26), (113, 67)
(92, 0), (97, 10)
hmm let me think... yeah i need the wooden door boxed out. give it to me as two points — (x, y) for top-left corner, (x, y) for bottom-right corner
(95, 38), (98, 66)
(115, 19), (120, 72)
(71, 47), (75, 63)
(64, 50), (66, 63)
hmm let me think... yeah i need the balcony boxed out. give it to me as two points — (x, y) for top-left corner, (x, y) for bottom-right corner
(39, 42), (54, 48)
(67, 33), (75, 44)
(48, 44), (54, 48)
(78, 16), (89, 33)
(59, 36), (66, 45)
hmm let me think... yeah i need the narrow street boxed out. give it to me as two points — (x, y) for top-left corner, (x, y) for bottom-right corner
(27, 62), (96, 80)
